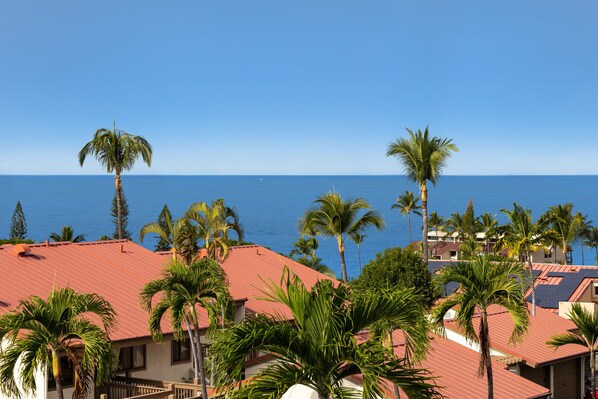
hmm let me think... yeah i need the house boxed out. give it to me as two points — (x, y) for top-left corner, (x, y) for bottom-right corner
(0, 240), (334, 399)
(443, 304), (589, 399)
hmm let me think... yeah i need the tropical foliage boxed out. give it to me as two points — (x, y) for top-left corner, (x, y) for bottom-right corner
(547, 303), (598, 399)
(50, 225), (86, 243)
(543, 203), (588, 264)
(300, 191), (384, 282)
(0, 287), (117, 399)
(140, 259), (232, 399)
(210, 269), (438, 399)
(391, 191), (421, 245)
(387, 127), (458, 263)
(289, 235), (335, 277)
(79, 122), (152, 239)
(433, 256), (530, 399)
(9, 201), (27, 240)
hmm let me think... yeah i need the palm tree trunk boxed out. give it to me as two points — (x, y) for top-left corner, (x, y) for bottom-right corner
(184, 316), (200, 380)
(190, 309), (210, 399)
(527, 248), (536, 317)
(591, 349), (596, 399)
(582, 243), (585, 265)
(387, 331), (401, 399)
(479, 311), (493, 399)
(563, 241), (568, 265)
(407, 213), (413, 245)
(337, 236), (348, 282)
(421, 182), (429, 263)
(357, 243), (362, 272)
(52, 349), (65, 399)
(115, 173), (123, 240)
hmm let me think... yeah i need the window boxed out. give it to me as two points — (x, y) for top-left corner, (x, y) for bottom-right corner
(47, 356), (74, 390)
(593, 284), (598, 297)
(544, 252), (552, 259)
(172, 338), (192, 364)
(118, 344), (146, 371)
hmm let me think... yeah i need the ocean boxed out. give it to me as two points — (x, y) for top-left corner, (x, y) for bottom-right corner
(1, 175), (596, 278)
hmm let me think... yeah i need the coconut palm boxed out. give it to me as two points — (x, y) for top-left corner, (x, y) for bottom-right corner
(444, 212), (465, 242)
(210, 269), (437, 399)
(349, 230), (366, 272)
(543, 203), (586, 264)
(479, 212), (498, 254)
(428, 212), (445, 258)
(585, 227), (598, 265)
(387, 127), (458, 263)
(0, 287), (118, 399)
(140, 215), (199, 265)
(495, 203), (554, 316)
(300, 192), (384, 282)
(289, 235), (319, 262)
(578, 216), (593, 265)
(49, 225), (85, 243)
(547, 303), (598, 399)
(140, 259), (232, 399)
(433, 256), (529, 399)
(186, 199), (244, 261)
(391, 191), (422, 245)
(79, 122), (152, 239)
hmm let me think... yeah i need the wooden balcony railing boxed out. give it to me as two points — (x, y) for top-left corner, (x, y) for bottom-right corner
(99, 376), (220, 399)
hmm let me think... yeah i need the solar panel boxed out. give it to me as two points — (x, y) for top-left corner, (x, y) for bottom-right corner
(531, 269), (598, 309)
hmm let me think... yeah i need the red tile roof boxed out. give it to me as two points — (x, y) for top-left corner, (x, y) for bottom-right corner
(0, 241), (334, 342)
(444, 304), (588, 367)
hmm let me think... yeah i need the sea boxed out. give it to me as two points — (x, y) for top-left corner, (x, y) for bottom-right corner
(1, 175), (597, 278)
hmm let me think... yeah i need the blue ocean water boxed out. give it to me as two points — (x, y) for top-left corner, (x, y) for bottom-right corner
(1, 175), (597, 278)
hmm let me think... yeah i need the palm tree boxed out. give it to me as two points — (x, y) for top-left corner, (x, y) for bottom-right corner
(387, 127), (458, 263)
(543, 203), (586, 264)
(210, 269), (437, 399)
(300, 192), (384, 282)
(495, 203), (554, 316)
(391, 191), (422, 245)
(186, 199), (244, 261)
(547, 303), (598, 399)
(0, 287), (118, 399)
(79, 122), (152, 239)
(444, 212), (465, 242)
(140, 259), (232, 399)
(433, 256), (529, 399)
(479, 212), (498, 254)
(349, 230), (366, 272)
(140, 215), (199, 265)
(585, 227), (598, 265)
(49, 225), (85, 243)
(578, 215), (593, 265)
(428, 212), (445, 258)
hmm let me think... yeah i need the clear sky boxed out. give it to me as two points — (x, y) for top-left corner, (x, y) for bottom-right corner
(0, 1), (596, 175)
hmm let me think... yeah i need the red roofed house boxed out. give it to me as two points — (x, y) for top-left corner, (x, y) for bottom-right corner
(0, 241), (334, 399)
(443, 304), (589, 399)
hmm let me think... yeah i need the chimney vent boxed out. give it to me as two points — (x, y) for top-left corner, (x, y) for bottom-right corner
(120, 245), (126, 253)
(45, 239), (49, 247)
(12, 244), (30, 257)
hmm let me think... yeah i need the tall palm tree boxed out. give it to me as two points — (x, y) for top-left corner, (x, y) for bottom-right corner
(289, 235), (335, 277)
(140, 215), (199, 265)
(49, 225), (85, 243)
(391, 191), (422, 246)
(433, 256), (529, 399)
(186, 199), (244, 261)
(543, 203), (586, 264)
(210, 269), (437, 399)
(547, 303), (598, 399)
(444, 212), (465, 242)
(495, 203), (554, 316)
(0, 287), (118, 399)
(349, 230), (366, 272)
(387, 127), (458, 263)
(140, 259), (232, 399)
(79, 122), (152, 239)
(578, 215), (593, 265)
(585, 227), (598, 265)
(479, 212), (498, 254)
(300, 192), (384, 282)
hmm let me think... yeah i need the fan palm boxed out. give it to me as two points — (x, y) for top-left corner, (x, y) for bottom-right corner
(391, 191), (421, 245)
(140, 259), (232, 399)
(300, 192), (384, 282)
(387, 127), (458, 263)
(79, 122), (152, 239)
(495, 203), (554, 316)
(432, 256), (529, 399)
(186, 199), (244, 261)
(49, 226), (85, 243)
(140, 215), (199, 265)
(0, 287), (117, 399)
(210, 269), (437, 399)
(547, 303), (597, 399)
(585, 227), (598, 265)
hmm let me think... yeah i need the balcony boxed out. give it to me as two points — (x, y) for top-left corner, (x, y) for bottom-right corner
(98, 376), (221, 399)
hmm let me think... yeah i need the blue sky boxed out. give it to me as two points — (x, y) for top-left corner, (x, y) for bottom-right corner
(0, 1), (596, 175)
